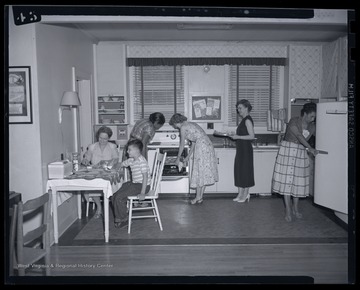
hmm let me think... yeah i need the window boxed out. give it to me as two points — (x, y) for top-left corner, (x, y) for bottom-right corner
(228, 65), (282, 127)
(132, 66), (184, 123)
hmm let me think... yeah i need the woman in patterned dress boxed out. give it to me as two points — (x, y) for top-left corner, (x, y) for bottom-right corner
(272, 103), (318, 222)
(230, 99), (255, 203)
(169, 114), (219, 204)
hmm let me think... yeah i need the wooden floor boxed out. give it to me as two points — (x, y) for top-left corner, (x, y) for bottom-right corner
(11, 243), (348, 284)
(7, 196), (350, 284)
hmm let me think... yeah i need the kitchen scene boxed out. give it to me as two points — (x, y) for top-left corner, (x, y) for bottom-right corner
(7, 6), (353, 283)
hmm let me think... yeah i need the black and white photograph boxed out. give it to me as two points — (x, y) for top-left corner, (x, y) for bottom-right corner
(8, 66), (33, 124)
(4, 4), (356, 285)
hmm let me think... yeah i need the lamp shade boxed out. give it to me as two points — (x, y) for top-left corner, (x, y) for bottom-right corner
(60, 91), (81, 107)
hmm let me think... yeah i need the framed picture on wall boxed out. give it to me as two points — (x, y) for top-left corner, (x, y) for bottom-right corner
(8, 66), (33, 124)
(190, 95), (223, 122)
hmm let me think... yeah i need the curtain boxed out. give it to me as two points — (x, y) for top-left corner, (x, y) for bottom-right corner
(127, 57), (286, 67)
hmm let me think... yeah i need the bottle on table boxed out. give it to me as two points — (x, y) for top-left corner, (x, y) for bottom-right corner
(72, 152), (79, 172)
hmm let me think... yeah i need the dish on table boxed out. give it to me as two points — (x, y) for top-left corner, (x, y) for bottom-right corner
(213, 130), (230, 137)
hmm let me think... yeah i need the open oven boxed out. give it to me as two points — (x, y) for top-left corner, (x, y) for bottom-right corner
(160, 147), (189, 177)
(147, 130), (190, 195)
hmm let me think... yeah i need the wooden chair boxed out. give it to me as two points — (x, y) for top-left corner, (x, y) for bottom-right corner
(14, 193), (51, 276)
(9, 204), (18, 276)
(127, 150), (167, 234)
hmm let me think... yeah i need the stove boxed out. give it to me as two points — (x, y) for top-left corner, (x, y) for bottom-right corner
(147, 130), (190, 195)
(148, 130), (182, 148)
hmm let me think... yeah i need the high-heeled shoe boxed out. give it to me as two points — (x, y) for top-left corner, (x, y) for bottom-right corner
(94, 211), (103, 219)
(190, 198), (203, 205)
(292, 208), (303, 219)
(285, 214), (292, 222)
(237, 193), (250, 203)
(233, 196), (241, 202)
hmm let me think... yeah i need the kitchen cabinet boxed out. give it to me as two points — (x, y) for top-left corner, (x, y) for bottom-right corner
(205, 148), (278, 194)
(215, 149), (237, 193)
(250, 150), (278, 195)
(97, 95), (127, 125)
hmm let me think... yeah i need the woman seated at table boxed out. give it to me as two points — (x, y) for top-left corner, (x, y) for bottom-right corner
(81, 126), (119, 218)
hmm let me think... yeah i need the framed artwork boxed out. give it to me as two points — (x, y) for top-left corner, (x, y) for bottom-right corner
(8, 66), (33, 124)
(190, 95), (222, 122)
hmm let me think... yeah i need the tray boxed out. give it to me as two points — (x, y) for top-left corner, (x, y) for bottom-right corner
(213, 131), (230, 137)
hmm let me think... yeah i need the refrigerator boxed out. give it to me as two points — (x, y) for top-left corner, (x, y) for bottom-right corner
(314, 101), (348, 221)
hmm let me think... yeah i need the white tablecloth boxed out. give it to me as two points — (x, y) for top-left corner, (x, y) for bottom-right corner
(46, 177), (122, 243)
(46, 178), (120, 200)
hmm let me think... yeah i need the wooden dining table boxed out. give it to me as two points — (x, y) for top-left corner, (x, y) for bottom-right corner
(46, 163), (124, 243)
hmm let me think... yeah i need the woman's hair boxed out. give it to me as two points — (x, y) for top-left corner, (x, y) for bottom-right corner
(127, 139), (143, 152)
(301, 102), (317, 116)
(149, 112), (165, 125)
(169, 113), (188, 126)
(236, 99), (253, 113)
(96, 126), (113, 140)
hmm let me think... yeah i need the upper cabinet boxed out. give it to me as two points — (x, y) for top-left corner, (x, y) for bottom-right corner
(289, 45), (322, 99)
(96, 42), (126, 96)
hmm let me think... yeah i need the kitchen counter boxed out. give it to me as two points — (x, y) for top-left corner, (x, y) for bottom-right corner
(212, 144), (280, 151)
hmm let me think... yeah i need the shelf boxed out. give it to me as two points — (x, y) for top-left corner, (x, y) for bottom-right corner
(97, 95), (126, 125)
(99, 113), (125, 116)
(98, 123), (126, 125)
(98, 100), (124, 103)
(99, 109), (125, 112)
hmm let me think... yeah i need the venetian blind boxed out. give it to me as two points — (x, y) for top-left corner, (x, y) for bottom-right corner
(228, 65), (281, 127)
(133, 66), (184, 122)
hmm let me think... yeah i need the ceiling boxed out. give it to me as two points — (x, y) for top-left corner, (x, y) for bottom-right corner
(48, 21), (347, 43)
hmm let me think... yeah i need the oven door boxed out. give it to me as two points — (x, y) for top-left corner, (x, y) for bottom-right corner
(160, 147), (189, 177)
(148, 147), (190, 194)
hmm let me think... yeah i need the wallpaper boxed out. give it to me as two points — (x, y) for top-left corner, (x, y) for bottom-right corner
(289, 45), (321, 99)
(321, 40), (338, 99)
(127, 44), (287, 58)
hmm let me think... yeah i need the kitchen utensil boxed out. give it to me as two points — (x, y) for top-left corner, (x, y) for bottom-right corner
(306, 148), (328, 154)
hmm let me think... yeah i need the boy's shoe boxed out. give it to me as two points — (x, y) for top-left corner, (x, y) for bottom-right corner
(114, 220), (128, 228)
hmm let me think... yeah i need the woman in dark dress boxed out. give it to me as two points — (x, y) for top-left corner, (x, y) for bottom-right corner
(230, 99), (255, 203)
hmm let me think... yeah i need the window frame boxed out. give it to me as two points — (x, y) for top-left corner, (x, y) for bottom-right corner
(227, 64), (284, 130)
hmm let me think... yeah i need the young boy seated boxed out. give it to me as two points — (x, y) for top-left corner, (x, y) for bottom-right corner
(111, 139), (151, 228)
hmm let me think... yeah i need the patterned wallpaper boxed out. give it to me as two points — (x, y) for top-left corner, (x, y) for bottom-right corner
(289, 45), (321, 99)
(321, 36), (348, 99)
(338, 37), (348, 97)
(127, 44), (287, 58)
(322, 40), (338, 99)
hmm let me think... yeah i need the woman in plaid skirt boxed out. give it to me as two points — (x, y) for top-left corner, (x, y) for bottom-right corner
(272, 103), (318, 222)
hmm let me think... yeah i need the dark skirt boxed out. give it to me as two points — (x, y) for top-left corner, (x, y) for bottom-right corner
(234, 140), (255, 188)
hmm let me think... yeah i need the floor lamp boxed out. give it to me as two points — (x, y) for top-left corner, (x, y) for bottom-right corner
(60, 91), (81, 154)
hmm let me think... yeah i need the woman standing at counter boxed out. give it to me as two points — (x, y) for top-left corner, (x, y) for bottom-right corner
(230, 99), (255, 203)
(272, 102), (318, 222)
(169, 113), (218, 205)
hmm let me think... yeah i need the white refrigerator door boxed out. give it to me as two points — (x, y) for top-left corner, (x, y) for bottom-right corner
(314, 101), (348, 214)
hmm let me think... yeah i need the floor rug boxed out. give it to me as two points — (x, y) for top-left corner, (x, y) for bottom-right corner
(69, 196), (347, 245)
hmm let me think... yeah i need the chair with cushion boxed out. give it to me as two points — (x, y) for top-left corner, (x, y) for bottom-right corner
(14, 192), (51, 276)
(127, 150), (167, 234)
